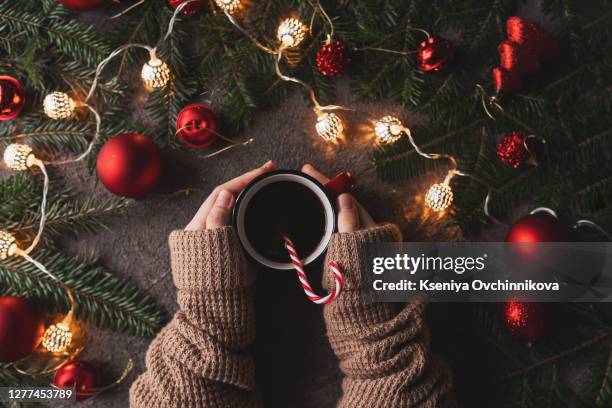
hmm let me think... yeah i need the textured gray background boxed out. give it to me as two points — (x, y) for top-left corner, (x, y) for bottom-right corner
(49, 79), (499, 407)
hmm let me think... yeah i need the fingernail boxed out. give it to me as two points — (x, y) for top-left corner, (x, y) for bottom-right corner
(338, 194), (353, 210)
(262, 160), (275, 169)
(216, 190), (233, 208)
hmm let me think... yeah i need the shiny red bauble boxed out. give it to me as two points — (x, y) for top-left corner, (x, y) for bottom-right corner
(176, 104), (218, 148)
(316, 41), (351, 77)
(58, 0), (105, 11)
(96, 133), (162, 198)
(53, 360), (100, 401)
(503, 300), (547, 341)
(505, 212), (570, 243)
(417, 36), (454, 72)
(168, 0), (203, 15)
(0, 296), (45, 362)
(0, 76), (26, 121)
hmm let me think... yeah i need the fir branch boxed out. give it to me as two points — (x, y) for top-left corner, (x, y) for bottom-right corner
(0, 250), (165, 337)
(0, 3), (110, 65)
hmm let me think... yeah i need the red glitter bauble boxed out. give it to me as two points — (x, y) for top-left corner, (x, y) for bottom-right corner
(58, 0), (105, 11)
(506, 213), (571, 243)
(492, 67), (523, 93)
(176, 104), (218, 148)
(503, 300), (547, 340)
(0, 76), (25, 121)
(168, 0), (203, 16)
(0, 296), (45, 362)
(497, 131), (529, 168)
(417, 36), (454, 72)
(316, 41), (350, 77)
(53, 360), (99, 401)
(96, 133), (162, 198)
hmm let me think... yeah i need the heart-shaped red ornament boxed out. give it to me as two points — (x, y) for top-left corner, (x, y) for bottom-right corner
(492, 17), (560, 93)
(498, 41), (540, 76)
(492, 67), (523, 94)
(506, 16), (560, 60)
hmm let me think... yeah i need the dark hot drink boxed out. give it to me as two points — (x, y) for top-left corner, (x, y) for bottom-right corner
(244, 180), (327, 263)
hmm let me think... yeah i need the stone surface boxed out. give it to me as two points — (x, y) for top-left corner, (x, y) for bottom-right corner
(49, 81), (490, 407)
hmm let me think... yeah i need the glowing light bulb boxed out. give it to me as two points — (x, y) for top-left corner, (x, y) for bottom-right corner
(316, 112), (344, 142)
(215, 0), (241, 13)
(0, 231), (17, 260)
(43, 92), (76, 120)
(277, 18), (308, 48)
(375, 116), (404, 144)
(4, 144), (35, 171)
(425, 183), (453, 212)
(141, 51), (171, 90)
(42, 321), (73, 353)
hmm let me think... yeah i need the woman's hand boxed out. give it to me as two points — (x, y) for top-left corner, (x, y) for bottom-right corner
(185, 161), (277, 231)
(301, 164), (376, 233)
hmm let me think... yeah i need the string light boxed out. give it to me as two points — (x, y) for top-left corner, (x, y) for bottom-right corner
(42, 290), (75, 353)
(0, 231), (17, 260)
(277, 18), (309, 48)
(43, 92), (77, 120)
(4, 143), (36, 170)
(425, 182), (453, 212)
(42, 320), (73, 353)
(315, 112), (344, 142)
(375, 115), (405, 144)
(141, 50), (171, 90)
(215, 0), (241, 14)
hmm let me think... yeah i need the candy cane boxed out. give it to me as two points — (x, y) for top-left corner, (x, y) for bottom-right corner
(283, 235), (344, 304)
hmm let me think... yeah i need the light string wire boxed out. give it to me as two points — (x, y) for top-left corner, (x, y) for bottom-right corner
(6, 1), (195, 256)
(0, 0), (201, 370)
(222, 2), (349, 118)
(174, 125), (254, 158)
(353, 27), (430, 54)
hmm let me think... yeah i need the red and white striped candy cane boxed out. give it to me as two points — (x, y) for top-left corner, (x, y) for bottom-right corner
(283, 235), (344, 305)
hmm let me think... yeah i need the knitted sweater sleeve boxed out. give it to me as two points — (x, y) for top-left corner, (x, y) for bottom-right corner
(322, 224), (453, 408)
(129, 227), (261, 408)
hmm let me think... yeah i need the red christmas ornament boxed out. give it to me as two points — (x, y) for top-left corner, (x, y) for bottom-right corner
(58, 0), (105, 11)
(0, 75), (25, 121)
(53, 360), (100, 401)
(506, 213), (571, 243)
(492, 67), (523, 93)
(498, 41), (540, 76)
(96, 133), (162, 198)
(0, 296), (45, 362)
(506, 16), (560, 61)
(168, 0), (203, 15)
(503, 300), (547, 340)
(417, 36), (454, 72)
(497, 131), (529, 168)
(176, 104), (218, 148)
(492, 17), (559, 93)
(316, 41), (350, 77)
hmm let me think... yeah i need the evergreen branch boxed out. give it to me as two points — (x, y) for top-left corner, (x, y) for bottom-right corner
(492, 331), (612, 384)
(0, 3), (110, 65)
(595, 346), (612, 406)
(0, 250), (165, 337)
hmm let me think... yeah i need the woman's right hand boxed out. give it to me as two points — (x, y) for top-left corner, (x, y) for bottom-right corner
(301, 164), (376, 233)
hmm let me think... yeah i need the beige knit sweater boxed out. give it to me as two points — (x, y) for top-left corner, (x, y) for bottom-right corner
(129, 224), (452, 407)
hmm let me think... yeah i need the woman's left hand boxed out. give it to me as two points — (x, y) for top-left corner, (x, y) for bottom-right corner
(185, 161), (276, 231)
